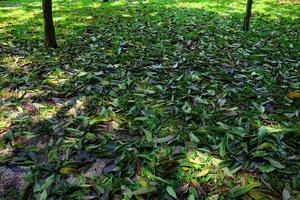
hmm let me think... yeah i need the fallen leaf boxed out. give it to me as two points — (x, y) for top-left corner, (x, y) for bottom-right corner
(230, 183), (261, 198)
(287, 92), (300, 99)
(22, 101), (38, 113)
(194, 169), (209, 177)
(155, 135), (176, 143)
(132, 186), (157, 196)
(166, 186), (178, 199)
(59, 167), (77, 175)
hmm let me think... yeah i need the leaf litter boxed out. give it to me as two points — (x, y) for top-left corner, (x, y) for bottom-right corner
(0, 0), (300, 199)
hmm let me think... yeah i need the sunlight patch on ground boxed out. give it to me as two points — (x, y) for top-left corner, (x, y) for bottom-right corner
(166, 1), (244, 15)
(0, 146), (13, 157)
(166, 0), (299, 19)
(0, 7), (40, 26)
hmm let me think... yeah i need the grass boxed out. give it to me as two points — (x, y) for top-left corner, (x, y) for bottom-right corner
(0, 0), (300, 199)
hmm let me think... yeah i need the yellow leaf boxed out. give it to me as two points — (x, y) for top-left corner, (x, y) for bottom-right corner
(287, 92), (300, 99)
(59, 167), (76, 175)
(194, 169), (210, 177)
(249, 190), (263, 200)
(79, 184), (92, 188)
(138, 178), (150, 187)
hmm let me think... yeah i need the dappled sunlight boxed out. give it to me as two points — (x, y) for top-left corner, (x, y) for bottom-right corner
(167, 1), (244, 15)
(0, 5), (40, 27)
(0, 146), (13, 157)
(0, 55), (32, 73)
(65, 96), (88, 118)
(165, 0), (299, 19)
(0, 88), (43, 100)
(264, 124), (296, 134)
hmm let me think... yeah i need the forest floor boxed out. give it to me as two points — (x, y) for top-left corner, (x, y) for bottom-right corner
(0, 0), (300, 199)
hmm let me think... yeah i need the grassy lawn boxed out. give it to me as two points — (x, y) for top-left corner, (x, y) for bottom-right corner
(0, 0), (300, 199)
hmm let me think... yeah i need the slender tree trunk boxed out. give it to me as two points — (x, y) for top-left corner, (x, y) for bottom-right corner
(243, 0), (253, 31)
(42, 0), (58, 48)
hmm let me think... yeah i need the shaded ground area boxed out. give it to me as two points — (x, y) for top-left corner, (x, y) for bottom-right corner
(0, 0), (300, 199)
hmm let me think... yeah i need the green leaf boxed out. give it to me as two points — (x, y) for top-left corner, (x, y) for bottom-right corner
(42, 174), (55, 190)
(33, 183), (42, 193)
(229, 165), (242, 175)
(208, 194), (219, 200)
(89, 116), (109, 125)
(66, 128), (84, 137)
(40, 190), (47, 200)
(257, 127), (267, 142)
(218, 159), (232, 168)
(47, 149), (58, 163)
(144, 129), (153, 142)
(187, 194), (195, 200)
(219, 139), (226, 157)
(259, 163), (276, 173)
(166, 186), (178, 199)
(265, 157), (285, 169)
(282, 188), (291, 200)
(189, 132), (200, 144)
(133, 186), (157, 196)
(182, 102), (192, 113)
(231, 127), (247, 137)
(134, 116), (148, 121)
(230, 183), (261, 198)
(85, 133), (97, 140)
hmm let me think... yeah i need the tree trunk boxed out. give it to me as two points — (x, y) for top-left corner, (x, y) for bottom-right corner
(42, 0), (58, 48)
(243, 0), (253, 31)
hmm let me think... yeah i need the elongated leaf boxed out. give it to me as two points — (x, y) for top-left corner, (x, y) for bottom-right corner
(265, 157), (285, 169)
(144, 129), (153, 142)
(259, 163), (276, 173)
(189, 132), (200, 144)
(40, 190), (47, 200)
(155, 135), (176, 144)
(287, 92), (300, 99)
(133, 186), (157, 196)
(59, 167), (77, 175)
(166, 186), (178, 199)
(282, 188), (291, 200)
(42, 174), (55, 190)
(208, 194), (219, 200)
(182, 102), (192, 113)
(219, 139), (226, 157)
(89, 116), (109, 125)
(194, 169), (209, 177)
(230, 183), (261, 198)
(257, 127), (267, 142)
(187, 194), (195, 200)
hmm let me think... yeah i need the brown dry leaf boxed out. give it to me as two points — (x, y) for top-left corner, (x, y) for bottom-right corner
(135, 160), (142, 176)
(190, 180), (205, 195)
(22, 101), (38, 114)
(240, 176), (247, 186)
(175, 183), (189, 194)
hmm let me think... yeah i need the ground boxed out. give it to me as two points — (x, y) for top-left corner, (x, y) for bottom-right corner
(0, 0), (300, 199)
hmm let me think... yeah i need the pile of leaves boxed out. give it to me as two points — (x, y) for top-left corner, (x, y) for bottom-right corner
(0, 0), (299, 199)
